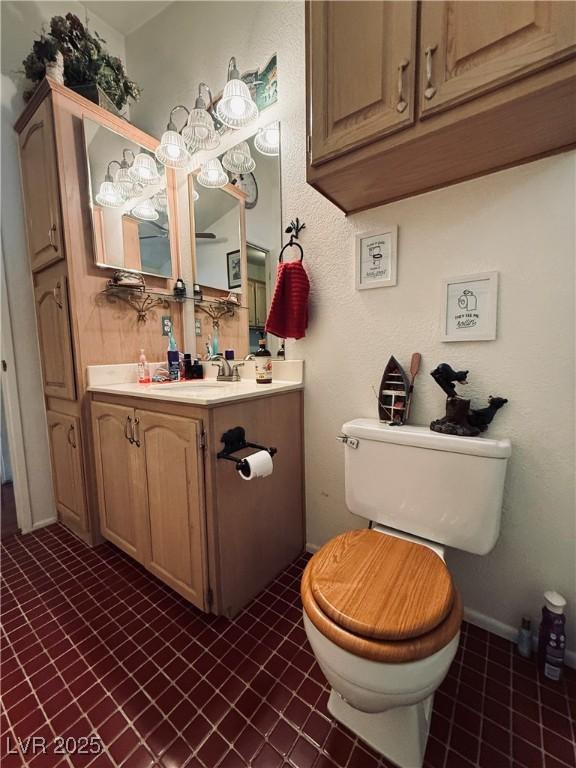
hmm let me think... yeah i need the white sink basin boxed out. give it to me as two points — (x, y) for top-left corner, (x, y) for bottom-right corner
(149, 381), (229, 391)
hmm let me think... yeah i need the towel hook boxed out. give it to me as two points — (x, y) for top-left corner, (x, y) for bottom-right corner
(280, 217), (306, 262)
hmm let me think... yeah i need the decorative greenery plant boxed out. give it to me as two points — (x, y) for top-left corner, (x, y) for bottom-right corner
(22, 13), (141, 111)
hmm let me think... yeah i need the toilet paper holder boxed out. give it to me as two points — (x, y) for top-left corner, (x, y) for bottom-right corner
(217, 426), (277, 471)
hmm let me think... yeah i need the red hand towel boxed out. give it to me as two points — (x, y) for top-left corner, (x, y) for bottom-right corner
(265, 261), (310, 340)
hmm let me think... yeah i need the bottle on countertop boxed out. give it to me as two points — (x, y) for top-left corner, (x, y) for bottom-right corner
(191, 359), (204, 379)
(183, 353), (193, 380)
(255, 337), (272, 384)
(137, 349), (151, 384)
(538, 591), (567, 681)
(517, 617), (532, 659)
(167, 326), (180, 382)
(277, 340), (285, 359)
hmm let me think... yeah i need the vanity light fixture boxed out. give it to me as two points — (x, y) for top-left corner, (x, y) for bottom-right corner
(216, 57), (258, 129)
(197, 158), (228, 188)
(155, 106), (192, 169)
(222, 141), (256, 174)
(129, 152), (161, 185)
(113, 149), (138, 200)
(182, 83), (220, 151)
(96, 161), (125, 208)
(131, 197), (159, 221)
(254, 121), (280, 156)
(154, 191), (168, 212)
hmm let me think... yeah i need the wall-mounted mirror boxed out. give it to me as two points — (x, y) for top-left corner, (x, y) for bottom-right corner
(83, 118), (176, 278)
(191, 123), (281, 356)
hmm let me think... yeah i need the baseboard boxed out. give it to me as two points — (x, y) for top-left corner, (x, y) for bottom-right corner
(31, 516), (57, 531)
(306, 544), (575, 670)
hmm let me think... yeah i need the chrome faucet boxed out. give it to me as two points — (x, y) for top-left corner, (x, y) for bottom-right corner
(211, 355), (244, 382)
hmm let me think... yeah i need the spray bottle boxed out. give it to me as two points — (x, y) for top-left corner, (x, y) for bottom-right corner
(538, 591), (567, 681)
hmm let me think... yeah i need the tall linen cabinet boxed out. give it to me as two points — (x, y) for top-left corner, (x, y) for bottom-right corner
(15, 78), (183, 544)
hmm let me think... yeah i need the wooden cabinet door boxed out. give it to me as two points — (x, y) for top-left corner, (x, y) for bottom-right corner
(92, 402), (144, 562)
(18, 98), (64, 271)
(248, 280), (257, 326)
(420, 1), (576, 116)
(135, 410), (208, 609)
(308, 1), (417, 165)
(34, 265), (76, 400)
(46, 411), (88, 534)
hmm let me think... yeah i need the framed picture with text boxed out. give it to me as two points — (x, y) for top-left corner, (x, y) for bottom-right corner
(227, 249), (242, 289)
(355, 227), (398, 290)
(441, 271), (499, 342)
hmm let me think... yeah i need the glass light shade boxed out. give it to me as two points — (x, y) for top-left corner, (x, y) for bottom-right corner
(222, 141), (255, 174)
(216, 79), (258, 129)
(155, 130), (191, 168)
(114, 166), (136, 200)
(154, 191), (168, 212)
(129, 153), (160, 185)
(254, 122), (280, 156)
(182, 109), (220, 151)
(132, 198), (159, 221)
(96, 180), (124, 208)
(197, 158), (228, 188)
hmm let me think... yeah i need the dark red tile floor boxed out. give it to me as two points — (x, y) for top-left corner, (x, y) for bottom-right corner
(1, 524), (575, 768)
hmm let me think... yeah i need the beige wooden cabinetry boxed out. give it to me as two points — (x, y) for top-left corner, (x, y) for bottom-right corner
(307, 1), (576, 213)
(90, 390), (304, 618)
(46, 410), (88, 534)
(309, 0), (417, 164)
(15, 79), (184, 545)
(18, 98), (63, 271)
(34, 263), (76, 400)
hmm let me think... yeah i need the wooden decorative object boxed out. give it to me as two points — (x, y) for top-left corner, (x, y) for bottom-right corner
(378, 355), (410, 425)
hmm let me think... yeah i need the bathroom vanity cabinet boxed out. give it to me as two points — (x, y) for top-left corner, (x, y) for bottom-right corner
(307, 1), (576, 213)
(15, 79), (184, 544)
(90, 389), (305, 617)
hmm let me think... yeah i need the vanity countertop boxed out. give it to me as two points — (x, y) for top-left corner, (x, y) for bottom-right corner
(87, 360), (304, 406)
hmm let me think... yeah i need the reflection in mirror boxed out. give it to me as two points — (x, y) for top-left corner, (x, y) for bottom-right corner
(193, 124), (281, 355)
(83, 118), (174, 278)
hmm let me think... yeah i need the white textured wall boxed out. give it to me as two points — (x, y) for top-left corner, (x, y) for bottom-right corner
(1, 2), (126, 528)
(127, 1), (575, 650)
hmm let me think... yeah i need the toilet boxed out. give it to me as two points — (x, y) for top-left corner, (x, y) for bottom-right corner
(302, 419), (512, 768)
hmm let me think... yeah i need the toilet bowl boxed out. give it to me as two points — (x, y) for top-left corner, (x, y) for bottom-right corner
(301, 528), (462, 768)
(302, 419), (511, 767)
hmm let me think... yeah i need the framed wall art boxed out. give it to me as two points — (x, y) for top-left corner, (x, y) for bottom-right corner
(227, 249), (242, 289)
(355, 226), (398, 290)
(441, 271), (499, 342)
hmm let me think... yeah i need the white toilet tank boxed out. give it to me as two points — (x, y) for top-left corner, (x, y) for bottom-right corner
(342, 419), (512, 555)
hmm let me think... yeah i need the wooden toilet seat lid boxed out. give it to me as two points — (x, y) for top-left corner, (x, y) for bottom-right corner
(309, 530), (454, 641)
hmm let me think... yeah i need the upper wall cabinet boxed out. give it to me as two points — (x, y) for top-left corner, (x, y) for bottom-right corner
(306, 0), (576, 214)
(420, 1), (576, 116)
(309, 1), (417, 164)
(18, 98), (64, 271)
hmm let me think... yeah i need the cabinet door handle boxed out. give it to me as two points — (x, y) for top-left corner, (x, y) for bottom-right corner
(48, 224), (58, 251)
(396, 59), (409, 113)
(125, 416), (134, 444)
(67, 425), (76, 448)
(52, 282), (63, 309)
(424, 45), (438, 100)
(133, 417), (140, 447)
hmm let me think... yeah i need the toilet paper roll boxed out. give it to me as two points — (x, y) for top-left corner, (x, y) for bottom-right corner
(238, 450), (274, 480)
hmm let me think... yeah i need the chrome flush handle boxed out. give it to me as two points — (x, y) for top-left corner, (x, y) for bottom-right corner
(336, 434), (359, 448)
(396, 59), (409, 113)
(424, 45), (438, 100)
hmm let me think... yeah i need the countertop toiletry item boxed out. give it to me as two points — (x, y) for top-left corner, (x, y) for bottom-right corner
(212, 329), (219, 356)
(167, 326), (180, 382)
(225, 349), (235, 360)
(191, 359), (204, 379)
(183, 353), (193, 380)
(538, 591), (567, 680)
(137, 349), (150, 384)
(255, 337), (272, 384)
(174, 277), (186, 297)
(517, 617), (532, 659)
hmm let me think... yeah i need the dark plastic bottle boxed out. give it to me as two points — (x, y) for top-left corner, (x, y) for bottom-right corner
(255, 338), (272, 384)
(538, 591), (567, 681)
